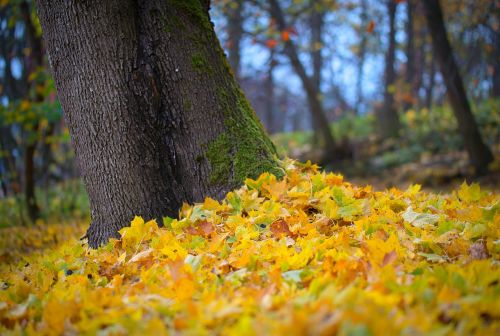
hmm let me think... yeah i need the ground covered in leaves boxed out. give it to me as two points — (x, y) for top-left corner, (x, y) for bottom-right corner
(0, 160), (499, 335)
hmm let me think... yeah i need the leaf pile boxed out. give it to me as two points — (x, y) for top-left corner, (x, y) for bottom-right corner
(0, 221), (85, 265)
(1, 160), (499, 335)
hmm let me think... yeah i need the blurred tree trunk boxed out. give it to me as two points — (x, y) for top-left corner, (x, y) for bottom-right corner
(37, 0), (280, 247)
(492, 28), (500, 98)
(310, 3), (324, 143)
(0, 10), (21, 196)
(403, 0), (415, 111)
(310, 6), (323, 98)
(269, 0), (336, 162)
(355, 0), (368, 115)
(378, 0), (400, 139)
(21, 1), (42, 222)
(412, 2), (426, 109)
(422, 0), (493, 174)
(40, 123), (55, 189)
(0, 128), (18, 196)
(265, 49), (276, 134)
(226, 0), (243, 80)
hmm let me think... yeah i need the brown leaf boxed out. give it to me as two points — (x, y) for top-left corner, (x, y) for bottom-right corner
(168, 258), (185, 281)
(198, 220), (214, 236)
(270, 219), (292, 238)
(382, 250), (397, 266)
(186, 220), (214, 237)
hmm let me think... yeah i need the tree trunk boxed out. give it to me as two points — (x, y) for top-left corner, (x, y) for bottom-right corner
(492, 29), (500, 98)
(24, 137), (40, 222)
(403, 0), (415, 111)
(422, 0), (493, 174)
(36, 0), (280, 247)
(0, 127), (18, 196)
(413, 3), (426, 110)
(310, 7), (323, 97)
(355, 0), (368, 115)
(226, 0), (243, 80)
(268, 0), (336, 161)
(310, 4), (326, 143)
(21, 0), (43, 222)
(378, 0), (400, 139)
(265, 49), (276, 134)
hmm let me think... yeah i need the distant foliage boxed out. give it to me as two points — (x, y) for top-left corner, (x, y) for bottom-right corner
(273, 99), (499, 171)
(0, 180), (89, 228)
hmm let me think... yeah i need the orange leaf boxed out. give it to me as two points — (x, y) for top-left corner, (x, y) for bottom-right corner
(366, 20), (375, 34)
(198, 220), (214, 236)
(281, 31), (290, 42)
(382, 250), (397, 266)
(186, 220), (214, 237)
(270, 219), (292, 238)
(266, 39), (278, 49)
(168, 258), (185, 281)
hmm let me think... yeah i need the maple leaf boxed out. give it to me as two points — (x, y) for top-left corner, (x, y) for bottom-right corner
(270, 219), (292, 238)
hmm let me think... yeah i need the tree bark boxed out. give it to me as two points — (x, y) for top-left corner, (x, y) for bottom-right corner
(403, 0), (415, 111)
(24, 136), (40, 222)
(310, 6), (323, 96)
(412, 3), (426, 109)
(492, 27), (500, 98)
(378, 0), (400, 139)
(268, 0), (336, 161)
(309, 3), (326, 143)
(226, 0), (243, 80)
(36, 0), (280, 247)
(265, 49), (276, 134)
(422, 0), (493, 174)
(21, 0), (43, 222)
(355, 0), (368, 115)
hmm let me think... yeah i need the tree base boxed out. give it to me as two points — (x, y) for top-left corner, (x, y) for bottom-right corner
(86, 222), (122, 249)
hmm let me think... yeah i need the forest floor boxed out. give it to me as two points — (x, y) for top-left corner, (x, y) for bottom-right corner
(0, 159), (498, 335)
(281, 140), (500, 193)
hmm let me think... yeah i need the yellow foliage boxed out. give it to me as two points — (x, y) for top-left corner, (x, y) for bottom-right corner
(0, 159), (498, 335)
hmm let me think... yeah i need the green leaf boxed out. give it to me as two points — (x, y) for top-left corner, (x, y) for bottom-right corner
(418, 252), (447, 263)
(458, 182), (481, 202)
(282, 270), (303, 283)
(227, 192), (242, 212)
(437, 221), (455, 235)
(402, 206), (439, 228)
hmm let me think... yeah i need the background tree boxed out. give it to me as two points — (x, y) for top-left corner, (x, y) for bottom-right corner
(268, 0), (337, 162)
(355, 0), (368, 115)
(37, 0), (281, 247)
(225, 0), (244, 80)
(403, 0), (415, 111)
(422, 0), (494, 174)
(377, 0), (400, 139)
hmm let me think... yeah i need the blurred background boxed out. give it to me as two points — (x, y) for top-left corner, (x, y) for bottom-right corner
(0, 0), (499, 228)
